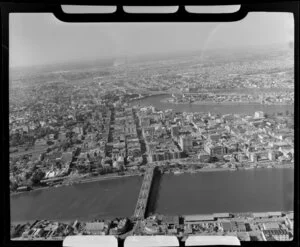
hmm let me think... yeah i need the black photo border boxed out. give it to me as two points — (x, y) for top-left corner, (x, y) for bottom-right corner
(1, 1), (299, 247)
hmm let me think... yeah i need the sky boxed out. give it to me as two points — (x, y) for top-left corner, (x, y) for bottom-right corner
(10, 11), (293, 68)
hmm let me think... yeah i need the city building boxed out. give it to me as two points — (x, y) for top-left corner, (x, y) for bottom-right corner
(262, 229), (289, 241)
(171, 125), (180, 139)
(184, 215), (214, 225)
(85, 222), (107, 235)
(179, 135), (193, 152)
(254, 111), (264, 119)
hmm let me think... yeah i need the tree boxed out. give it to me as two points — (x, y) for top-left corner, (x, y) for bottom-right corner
(62, 141), (71, 151)
(54, 132), (59, 139)
(25, 171), (32, 180)
(75, 139), (82, 145)
(10, 133), (21, 147)
(31, 169), (45, 185)
(55, 161), (62, 169)
(66, 131), (75, 139)
(47, 140), (54, 146)
(10, 180), (18, 191)
(77, 164), (87, 174)
(12, 166), (18, 173)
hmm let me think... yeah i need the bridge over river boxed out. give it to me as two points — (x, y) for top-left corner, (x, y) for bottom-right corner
(133, 166), (157, 219)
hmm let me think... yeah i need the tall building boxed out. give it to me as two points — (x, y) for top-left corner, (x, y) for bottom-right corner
(179, 135), (193, 152)
(140, 116), (151, 127)
(268, 150), (276, 161)
(204, 142), (226, 156)
(208, 133), (221, 142)
(249, 152), (258, 162)
(171, 125), (179, 138)
(254, 111), (264, 119)
(125, 123), (136, 135)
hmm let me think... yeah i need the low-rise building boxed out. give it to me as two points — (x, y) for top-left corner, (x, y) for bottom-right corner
(184, 215), (214, 225)
(262, 222), (280, 230)
(262, 229), (289, 241)
(85, 222), (107, 235)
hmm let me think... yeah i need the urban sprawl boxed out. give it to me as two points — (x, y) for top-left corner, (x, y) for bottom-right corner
(10, 47), (294, 241)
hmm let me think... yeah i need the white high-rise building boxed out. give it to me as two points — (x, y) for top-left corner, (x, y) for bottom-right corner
(179, 135), (193, 152)
(254, 111), (264, 119)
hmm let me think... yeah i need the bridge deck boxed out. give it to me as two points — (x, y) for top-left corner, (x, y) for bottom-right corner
(133, 166), (156, 219)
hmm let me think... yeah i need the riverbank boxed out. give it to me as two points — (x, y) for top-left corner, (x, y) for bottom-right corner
(12, 209), (293, 226)
(162, 98), (293, 106)
(11, 164), (293, 196)
(65, 173), (140, 185)
(11, 209), (294, 242)
(11, 216), (116, 226)
(130, 94), (293, 115)
(10, 173), (142, 196)
(162, 164), (294, 175)
(11, 168), (293, 224)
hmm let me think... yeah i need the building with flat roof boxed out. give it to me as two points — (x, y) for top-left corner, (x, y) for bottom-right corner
(184, 215), (214, 224)
(198, 150), (210, 162)
(85, 222), (106, 235)
(221, 222), (231, 232)
(213, 213), (230, 219)
(286, 212), (294, 220)
(252, 212), (270, 218)
(267, 212), (282, 217)
(161, 216), (180, 226)
(179, 135), (193, 152)
(204, 142), (226, 156)
(262, 222), (280, 230)
(285, 217), (293, 230)
(231, 221), (246, 232)
(171, 125), (179, 139)
(262, 229), (289, 241)
(254, 111), (264, 119)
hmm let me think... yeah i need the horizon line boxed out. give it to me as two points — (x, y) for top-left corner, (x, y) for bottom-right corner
(10, 41), (292, 70)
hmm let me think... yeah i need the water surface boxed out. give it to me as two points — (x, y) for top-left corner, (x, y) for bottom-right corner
(153, 169), (294, 215)
(132, 94), (293, 114)
(10, 169), (294, 223)
(11, 176), (142, 223)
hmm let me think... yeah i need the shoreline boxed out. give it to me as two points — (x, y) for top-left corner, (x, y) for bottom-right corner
(11, 216), (118, 226)
(163, 164), (293, 174)
(11, 209), (294, 227)
(10, 173), (141, 196)
(161, 98), (293, 106)
(11, 165), (293, 196)
(65, 173), (140, 185)
(10, 167), (294, 226)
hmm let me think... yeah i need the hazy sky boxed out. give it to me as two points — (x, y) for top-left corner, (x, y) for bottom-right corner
(10, 12), (293, 67)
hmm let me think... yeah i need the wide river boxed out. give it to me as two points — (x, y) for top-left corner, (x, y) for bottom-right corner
(11, 96), (293, 222)
(11, 169), (293, 223)
(131, 94), (293, 114)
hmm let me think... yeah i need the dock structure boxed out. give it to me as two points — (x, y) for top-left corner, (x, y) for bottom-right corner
(133, 166), (156, 219)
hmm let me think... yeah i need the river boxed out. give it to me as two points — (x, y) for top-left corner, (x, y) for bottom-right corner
(11, 176), (142, 223)
(131, 94), (293, 114)
(150, 168), (294, 216)
(10, 168), (293, 223)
